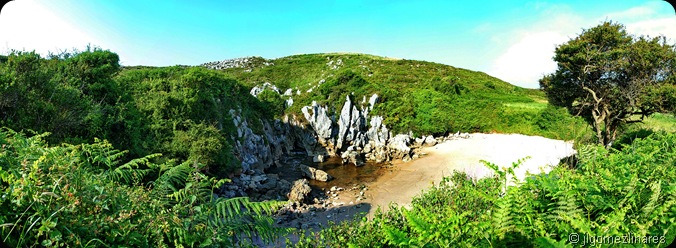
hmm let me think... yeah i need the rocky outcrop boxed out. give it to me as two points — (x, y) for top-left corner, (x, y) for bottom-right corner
(299, 94), (421, 166)
(250, 82), (281, 97)
(201, 56), (273, 70)
(301, 102), (334, 145)
(288, 179), (312, 203)
(299, 164), (333, 182)
(221, 79), (467, 202)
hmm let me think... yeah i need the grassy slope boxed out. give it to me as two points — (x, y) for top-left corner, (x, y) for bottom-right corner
(215, 53), (589, 140)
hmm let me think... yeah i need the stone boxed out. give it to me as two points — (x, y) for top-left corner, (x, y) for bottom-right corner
(286, 97), (294, 108)
(312, 154), (325, 163)
(341, 150), (365, 166)
(201, 56), (273, 70)
(414, 137), (425, 146)
(368, 94), (379, 110)
(424, 135), (437, 146)
(388, 134), (411, 159)
(287, 179), (312, 203)
(249, 82), (280, 97)
(299, 164), (333, 181)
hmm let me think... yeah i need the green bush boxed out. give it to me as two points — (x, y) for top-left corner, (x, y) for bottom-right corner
(0, 129), (287, 247)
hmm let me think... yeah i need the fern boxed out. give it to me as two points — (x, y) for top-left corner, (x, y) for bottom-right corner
(208, 197), (288, 245)
(383, 225), (409, 246)
(103, 153), (160, 185)
(492, 188), (515, 239)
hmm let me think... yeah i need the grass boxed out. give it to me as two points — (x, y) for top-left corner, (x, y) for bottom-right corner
(502, 102), (548, 111)
(639, 113), (676, 132)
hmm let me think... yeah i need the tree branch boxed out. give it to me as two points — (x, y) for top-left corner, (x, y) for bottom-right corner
(582, 86), (602, 104)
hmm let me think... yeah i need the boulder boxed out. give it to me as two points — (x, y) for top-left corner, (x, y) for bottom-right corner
(424, 135), (437, 146)
(299, 164), (333, 181)
(312, 154), (325, 163)
(249, 82), (280, 97)
(288, 179), (312, 203)
(414, 137), (425, 146)
(341, 149), (365, 166)
(388, 134), (411, 159)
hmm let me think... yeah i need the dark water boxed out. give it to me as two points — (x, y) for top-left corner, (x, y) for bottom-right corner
(309, 157), (389, 190)
(267, 155), (390, 191)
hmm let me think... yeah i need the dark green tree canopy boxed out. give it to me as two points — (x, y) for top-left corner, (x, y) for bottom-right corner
(540, 21), (676, 147)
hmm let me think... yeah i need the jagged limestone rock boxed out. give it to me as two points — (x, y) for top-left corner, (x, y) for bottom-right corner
(341, 148), (365, 166)
(301, 101), (333, 146)
(336, 96), (352, 150)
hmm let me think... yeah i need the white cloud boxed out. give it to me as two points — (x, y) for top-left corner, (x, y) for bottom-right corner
(625, 17), (676, 40)
(487, 2), (676, 88)
(488, 32), (568, 88)
(606, 5), (655, 20)
(0, 0), (98, 55)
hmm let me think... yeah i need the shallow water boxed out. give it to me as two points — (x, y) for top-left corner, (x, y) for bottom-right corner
(308, 157), (389, 190)
(267, 154), (390, 192)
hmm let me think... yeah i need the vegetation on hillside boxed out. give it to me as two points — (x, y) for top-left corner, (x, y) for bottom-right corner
(220, 53), (590, 140)
(0, 49), (289, 247)
(0, 49), (282, 176)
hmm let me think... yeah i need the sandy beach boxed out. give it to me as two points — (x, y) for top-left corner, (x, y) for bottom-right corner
(361, 133), (576, 215)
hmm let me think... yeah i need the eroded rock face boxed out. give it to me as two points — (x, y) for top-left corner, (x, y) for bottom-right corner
(299, 164), (333, 182)
(301, 101), (334, 149)
(299, 94), (419, 165)
(288, 179), (312, 203)
(336, 96), (353, 150)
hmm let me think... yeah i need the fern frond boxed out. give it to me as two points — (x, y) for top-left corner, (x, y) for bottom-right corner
(493, 190), (514, 238)
(383, 225), (409, 246)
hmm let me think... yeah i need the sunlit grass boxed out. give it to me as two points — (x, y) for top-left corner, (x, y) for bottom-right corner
(639, 113), (676, 132)
(502, 102), (548, 111)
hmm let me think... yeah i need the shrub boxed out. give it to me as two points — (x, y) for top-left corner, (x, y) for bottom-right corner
(0, 129), (287, 247)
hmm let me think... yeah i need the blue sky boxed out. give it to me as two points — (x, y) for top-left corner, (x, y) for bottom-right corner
(1, 0), (674, 88)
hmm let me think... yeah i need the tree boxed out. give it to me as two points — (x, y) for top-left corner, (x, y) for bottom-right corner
(540, 21), (676, 147)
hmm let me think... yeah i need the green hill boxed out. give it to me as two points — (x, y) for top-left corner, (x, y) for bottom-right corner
(207, 53), (588, 140)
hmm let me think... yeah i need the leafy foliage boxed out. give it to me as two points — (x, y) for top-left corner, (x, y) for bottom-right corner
(0, 129), (287, 247)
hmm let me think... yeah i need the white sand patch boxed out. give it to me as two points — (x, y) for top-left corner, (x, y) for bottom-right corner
(363, 133), (577, 216)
